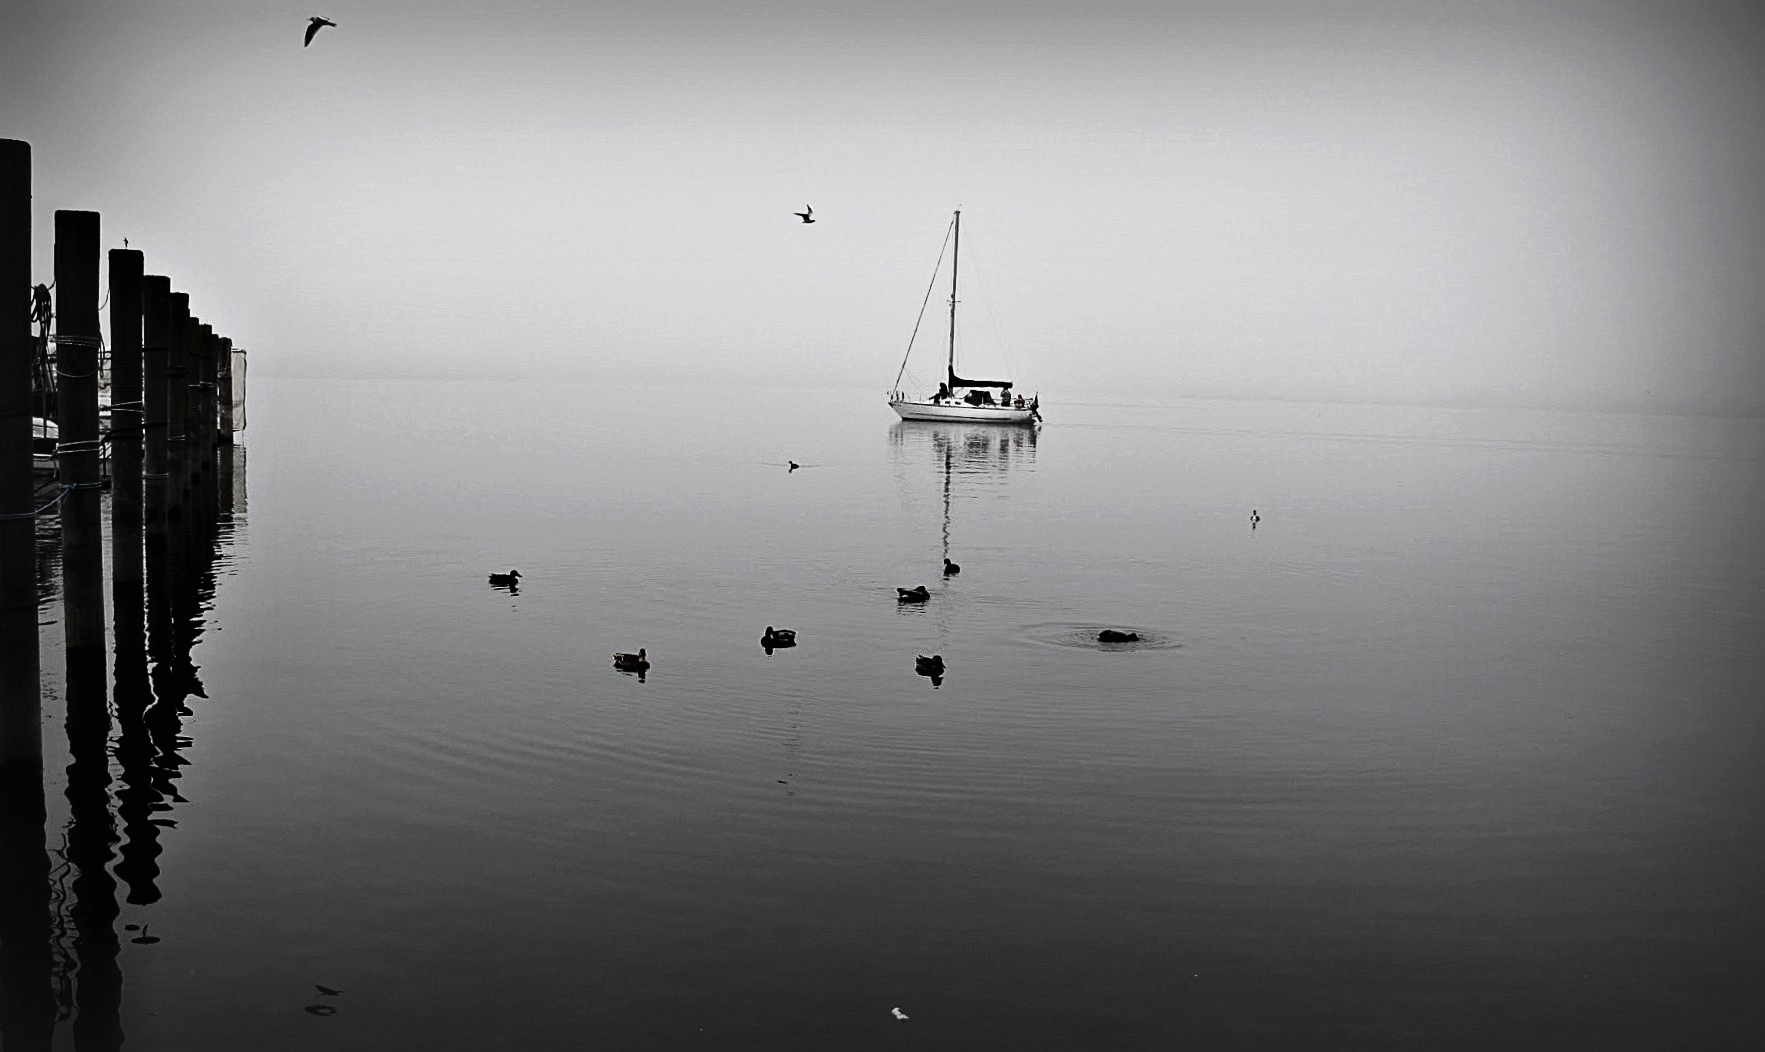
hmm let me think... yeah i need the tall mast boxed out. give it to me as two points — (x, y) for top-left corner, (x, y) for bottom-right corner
(947, 209), (960, 385)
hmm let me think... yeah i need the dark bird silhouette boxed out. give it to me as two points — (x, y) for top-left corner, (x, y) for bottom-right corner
(305, 17), (337, 47)
(788, 461), (800, 471)
(795, 205), (814, 224)
(614, 648), (649, 672)
(487, 569), (521, 587)
(943, 558), (960, 575)
(1250, 508), (1261, 528)
(914, 654), (944, 674)
(762, 627), (797, 650)
(897, 585), (930, 603)
(314, 985), (343, 997)
(1098, 629), (1139, 643)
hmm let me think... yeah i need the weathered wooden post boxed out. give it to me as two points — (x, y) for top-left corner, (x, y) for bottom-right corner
(55, 210), (107, 668)
(196, 323), (214, 476)
(0, 136), (54, 1048)
(142, 275), (170, 542)
(0, 138), (41, 793)
(109, 249), (145, 614)
(218, 336), (234, 445)
(165, 294), (189, 522)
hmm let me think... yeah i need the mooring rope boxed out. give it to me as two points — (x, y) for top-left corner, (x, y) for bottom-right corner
(0, 484), (74, 521)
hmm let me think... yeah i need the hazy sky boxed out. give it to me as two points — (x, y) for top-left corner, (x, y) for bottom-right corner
(6, 1), (1763, 412)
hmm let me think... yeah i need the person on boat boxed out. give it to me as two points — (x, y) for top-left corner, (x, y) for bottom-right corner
(31, 284), (52, 331)
(934, 382), (951, 403)
(1013, 394), (1025, 409)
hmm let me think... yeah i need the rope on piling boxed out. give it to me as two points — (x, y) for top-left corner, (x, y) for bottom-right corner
(0, 484), (75, 520)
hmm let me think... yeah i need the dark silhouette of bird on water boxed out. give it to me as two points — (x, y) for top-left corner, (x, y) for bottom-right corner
(795, 206), (814, 224)
(305, 17), (337, 47)
(788, 461), (800, 471)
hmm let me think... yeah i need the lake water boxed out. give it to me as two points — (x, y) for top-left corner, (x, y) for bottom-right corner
(14, 378), (1765, 1050)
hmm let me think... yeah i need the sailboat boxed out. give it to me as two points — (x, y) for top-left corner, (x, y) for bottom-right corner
(888, 210), (1040, 425)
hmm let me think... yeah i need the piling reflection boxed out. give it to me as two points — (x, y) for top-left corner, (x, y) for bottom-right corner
(5, 443), (244, 1048)
(65, 631), (123, 1050)
(0, 772), (55, 1052)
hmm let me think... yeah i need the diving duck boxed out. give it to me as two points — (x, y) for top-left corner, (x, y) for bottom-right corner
(943, 558), (961, 575)
(613, 648), (649, 672)
(897, 585), (931, 603)
(1098, 629), (1139, 643)
(762, 626), (797, 649)
(915, 654), (945, 674)
(487, 569), (521, 586)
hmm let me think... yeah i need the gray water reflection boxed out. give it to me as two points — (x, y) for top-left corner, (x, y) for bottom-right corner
(7, 444), (245, 1049)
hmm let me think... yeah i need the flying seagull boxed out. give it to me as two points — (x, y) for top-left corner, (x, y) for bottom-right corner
(305, 17), (337, 47)
(892, 1007), (909, 1021)
(795, 205), (814, 224)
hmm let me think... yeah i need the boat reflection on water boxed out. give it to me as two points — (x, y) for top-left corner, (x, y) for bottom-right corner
(889, 421), (1038, 575)
(0, 445), (245, 1052)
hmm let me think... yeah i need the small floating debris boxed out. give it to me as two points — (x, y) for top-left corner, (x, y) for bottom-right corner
(897, 585), (930, 603)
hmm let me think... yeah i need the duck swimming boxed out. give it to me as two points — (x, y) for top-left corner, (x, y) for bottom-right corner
(897, 585), (931, 603)
(487, 569), (521, 586)
(914, 654), (944, 673)
(762, 627), (797, 649)
(943, 558), (960, 575)
(613, 648), (649, 671)
(1098, 629), (1139, 643)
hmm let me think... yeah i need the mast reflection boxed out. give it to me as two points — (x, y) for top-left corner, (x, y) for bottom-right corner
(888, 421), (1038, 568)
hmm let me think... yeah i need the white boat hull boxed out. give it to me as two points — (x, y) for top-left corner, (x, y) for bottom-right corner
(890, 399), (1037, 424)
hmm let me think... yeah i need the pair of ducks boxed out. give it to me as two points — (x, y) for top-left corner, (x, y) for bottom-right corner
(899, 560), (962, 602)
(623, 625), (800, 671)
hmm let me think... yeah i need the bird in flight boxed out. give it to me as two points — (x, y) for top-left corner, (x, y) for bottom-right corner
(794, 205), (814, 224)
(305, 17), (337, 47)
(891, 1007), (909, 1021)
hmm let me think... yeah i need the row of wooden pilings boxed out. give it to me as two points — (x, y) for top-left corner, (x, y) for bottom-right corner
(3, 136), (237, 788)
(3, 137), (243, 1049)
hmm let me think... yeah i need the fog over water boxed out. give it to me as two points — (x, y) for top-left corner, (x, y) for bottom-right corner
(6, 3), (1765, 1048)
(5, 1), (1764, 413)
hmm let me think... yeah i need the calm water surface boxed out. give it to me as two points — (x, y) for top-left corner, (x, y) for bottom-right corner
(22, 378), (1765, 1050)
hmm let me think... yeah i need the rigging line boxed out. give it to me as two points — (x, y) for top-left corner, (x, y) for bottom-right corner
(892, 215), (957, 395)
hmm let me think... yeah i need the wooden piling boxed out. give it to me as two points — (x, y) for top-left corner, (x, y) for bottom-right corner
(165, 295), (189, 522)
(55, 209), (106, 665)
(142, 275), (170, 541)
(196, 323), (214, 477)
(109, 249), (145, 606)
(218, 337), (234, 444)
(0, 138), (40, 791)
